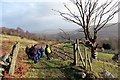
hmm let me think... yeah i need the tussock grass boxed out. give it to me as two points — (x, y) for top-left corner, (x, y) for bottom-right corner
(92, 60), (118, 78)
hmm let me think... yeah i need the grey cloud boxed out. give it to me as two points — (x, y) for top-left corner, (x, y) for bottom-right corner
(2, 2), (79, 32)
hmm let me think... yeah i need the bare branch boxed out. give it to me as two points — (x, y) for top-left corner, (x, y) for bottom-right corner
(63, 3), (83, 26)
(94, 0), (119, 32)
(102, 23), (118, 29)
(59, 28), (74, 42)
(52, 9), (82, 27)
(96, 12), (117, 32)
(76, 0), (86, 26)
(102, 0), (119, 15)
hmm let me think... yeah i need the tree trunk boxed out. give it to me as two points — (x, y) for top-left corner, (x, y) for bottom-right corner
(91, 42), (97, 59)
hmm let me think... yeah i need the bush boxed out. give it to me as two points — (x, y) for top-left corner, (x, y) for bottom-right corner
(102, 43), (111, 50)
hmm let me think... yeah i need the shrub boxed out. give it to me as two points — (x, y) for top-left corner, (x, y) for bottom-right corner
(102, 43), (111, 50)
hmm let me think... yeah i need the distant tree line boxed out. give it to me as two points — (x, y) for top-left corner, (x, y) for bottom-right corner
(97, 38), (118, 53)
(0, 27), (52, 41)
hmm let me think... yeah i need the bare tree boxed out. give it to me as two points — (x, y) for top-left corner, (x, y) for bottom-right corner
(53, 0), (119, 59)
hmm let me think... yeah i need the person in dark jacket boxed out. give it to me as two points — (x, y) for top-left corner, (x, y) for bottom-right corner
(39, 46), (45, 58)
(29, 46), (34, 60)
(25, 46), (30, 59)
(45, 44), (51, 60)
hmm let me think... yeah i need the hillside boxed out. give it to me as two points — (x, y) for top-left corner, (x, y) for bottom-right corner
(0, 34), (37, 57)
(51, 23), (119, 41)
(0, 27), (42, 41)
(97, 23), (118, 38)
(1, 34), (119, 79)
(1, 23), (118, 42)
(0, 34), (38, 77)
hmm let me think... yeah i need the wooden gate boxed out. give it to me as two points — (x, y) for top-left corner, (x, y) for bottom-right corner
(73, 39), (92, 71)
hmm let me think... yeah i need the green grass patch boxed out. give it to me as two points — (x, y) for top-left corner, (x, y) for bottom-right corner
(97, 52), (113, 60)
(25, 58), (74, 78)
(60, 42), (73, 48)
(25, 58), (87, 79)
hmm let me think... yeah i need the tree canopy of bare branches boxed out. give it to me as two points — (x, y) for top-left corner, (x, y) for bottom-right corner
(54, 0), (120, 59)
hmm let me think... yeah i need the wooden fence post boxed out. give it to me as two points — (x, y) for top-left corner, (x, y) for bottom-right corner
(84, 47), (87, 71)
(73, 43), (78, 66)
(77, 39), (85, 68)
(87, 53), (93, 71)
(9, 42), (19, 75)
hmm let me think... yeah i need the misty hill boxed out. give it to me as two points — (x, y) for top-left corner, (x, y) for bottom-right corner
(97, 23), (118, 38)
(0, 23), (118, 41)
(51, 23), (119, 41)
(34, 28), (78, 34)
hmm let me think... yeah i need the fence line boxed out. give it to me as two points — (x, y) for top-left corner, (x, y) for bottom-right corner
(51, 40), (93, 71)
(51, 45), (74, 60)
(52, 45), (73, 54)
(51, 51), (66, 60)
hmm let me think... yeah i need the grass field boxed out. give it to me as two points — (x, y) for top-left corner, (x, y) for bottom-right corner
(25, 58), (73, 79)
(92, 60), (118, 78)
(97, 52), (113, 60)
(24, 56), (118, 78)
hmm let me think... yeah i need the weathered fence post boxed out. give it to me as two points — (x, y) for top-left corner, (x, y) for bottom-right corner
(84, 48), (87, 71)
(73, 43), (78, 66)
(77, 39), (85, 68)
(9, 42), (19, 75)
(87, 53), (93, 71)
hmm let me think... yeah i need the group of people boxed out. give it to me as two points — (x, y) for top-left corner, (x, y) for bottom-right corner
(25, 44), (51, 63)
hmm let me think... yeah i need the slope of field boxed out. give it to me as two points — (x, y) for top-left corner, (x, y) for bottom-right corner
(1, 34), (37, 78)
(25, 58), (74, 79)
(1, 34), (37, 56)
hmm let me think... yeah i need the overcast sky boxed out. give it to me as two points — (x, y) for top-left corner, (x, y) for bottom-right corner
(0, 0), (119, 33)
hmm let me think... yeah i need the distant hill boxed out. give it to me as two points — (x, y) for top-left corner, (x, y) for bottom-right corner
(1, 23), (118, 41)
(51, 23), (119, 41)
(35, 29), (78, 34)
